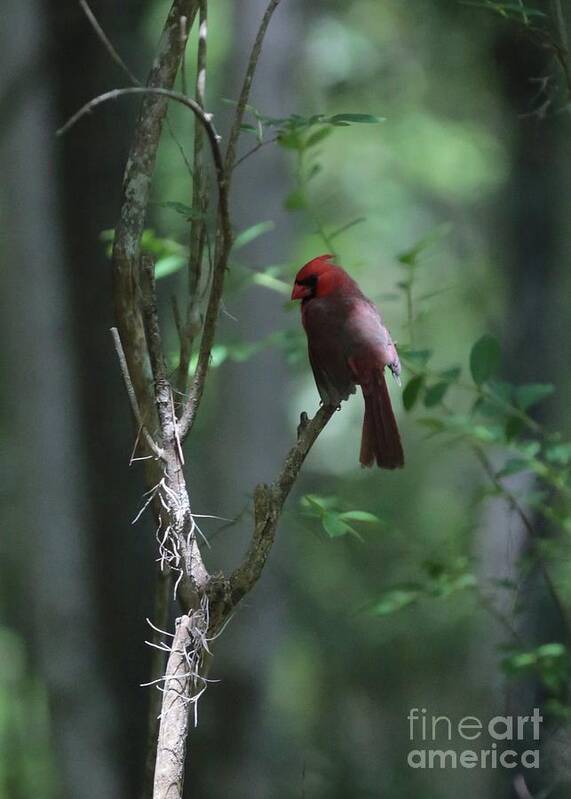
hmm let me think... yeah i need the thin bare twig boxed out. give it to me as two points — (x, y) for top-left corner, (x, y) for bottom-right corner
(233, 135), (278, 170)
(79, 0), (196, 188)
(177, 0), (209, 394)
(110, 327), (165, 459)
(177, 0), (284, 442)
(57, 88), (224, 182)
(475, 586), (527, 648)
(224, 0), (282, 184)
(79, 0), (141, 86)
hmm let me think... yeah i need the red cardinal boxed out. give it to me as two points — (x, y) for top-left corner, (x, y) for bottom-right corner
(291, 254), (404, 469)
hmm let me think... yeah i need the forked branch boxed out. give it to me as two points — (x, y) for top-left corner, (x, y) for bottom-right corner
(206, 405), (336, 620)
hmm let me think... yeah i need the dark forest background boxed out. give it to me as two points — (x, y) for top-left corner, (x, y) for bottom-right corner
(1, 1), (570, 797)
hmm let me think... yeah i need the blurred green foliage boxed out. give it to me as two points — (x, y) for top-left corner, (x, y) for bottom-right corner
(0, 628), (57, 799)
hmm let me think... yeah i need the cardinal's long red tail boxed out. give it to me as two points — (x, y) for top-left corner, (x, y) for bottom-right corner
(360, 372), (404, 470)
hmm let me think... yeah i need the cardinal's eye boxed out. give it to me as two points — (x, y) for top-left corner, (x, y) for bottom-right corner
(297, 274), (318, 288)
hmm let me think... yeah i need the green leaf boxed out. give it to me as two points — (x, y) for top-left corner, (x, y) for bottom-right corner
(227, 341), (262, 363)
(470, 424), (502, 443)
(424, 381), (450, 408)
(322, 512), (361, 541)
(305, 127), (333, 148)
(338, 510), (381, 524)
(307, 163), (322, 181)
(515, 383), (554, 410)
(505, 416), (525, 441)
(372, 589), (420, 616)
(403, 375), (424, 411)
(140, 229), (186, 258)
(502, 643), (569, 693)
(327, 113), (385, 125)
(100, 228), (115, 257)
(397, 251), (417, 267)
(155, 255), (186, 280)
(277, 129), (304, 149)
(284, 189), (306, 211)
(440, 366), (461, 381)
(516, 441), (541, 458)
(233, 221), (275, 251)
(397, 223), (452, 268)
(302, 494), (328, 513)
(452, 572), (478, 591)
(537, 643), (566, 659)
(502, 651), (537, 673)
(417, 417), (446, 432)
(251, 270), (290, 295)
(400, 348), (432, 366)
(470, 334), (501, 385)
(545, 443), (571, 465)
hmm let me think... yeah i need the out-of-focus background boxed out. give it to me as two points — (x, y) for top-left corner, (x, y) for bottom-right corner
(1, 1), (570, 797)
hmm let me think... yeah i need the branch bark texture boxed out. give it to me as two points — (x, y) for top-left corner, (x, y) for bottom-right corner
(152, 616), (194, 799)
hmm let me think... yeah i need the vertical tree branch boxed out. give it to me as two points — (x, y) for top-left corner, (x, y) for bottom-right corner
(112, 0), (199, 423)
(152, 616), (193, 799)
(79, 0), (141, 86)
(177, 0), (209, 394)
(141, 570), (171, 799)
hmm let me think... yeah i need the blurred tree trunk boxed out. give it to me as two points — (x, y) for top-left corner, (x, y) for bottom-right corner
(1, 1), (151, 797)
(476, 15), (570, 796)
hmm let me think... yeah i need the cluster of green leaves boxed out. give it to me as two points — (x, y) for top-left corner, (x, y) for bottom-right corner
(100, 227), (186, 279)
(372, 557), (477, 616)
(237, 105), (384, 149)
(395, 227), (570, 520)
(180, 327), (305, 373)
(400, 328), (570, 528)
(387, 223), (571, 710)
(300, 494), (382, 542)
(502, 643), (569, 695)
(250, 109), (384, 244)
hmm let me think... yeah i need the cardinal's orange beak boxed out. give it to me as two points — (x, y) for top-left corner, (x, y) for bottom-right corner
(291, 282), (310, 300)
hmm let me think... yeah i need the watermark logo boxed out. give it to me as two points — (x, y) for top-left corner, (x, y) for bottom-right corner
(407, 707), (542, 769)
